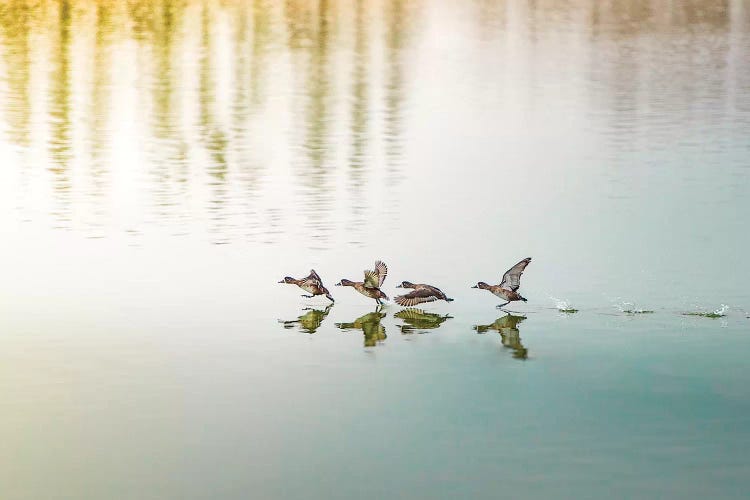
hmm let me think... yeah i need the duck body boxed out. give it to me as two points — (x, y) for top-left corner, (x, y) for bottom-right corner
(395, 281), (453, 307)
(475, 283), (526, 302)
(336, 261), (389, 305)
(279, 269), (334, 302)
(472, 257), (532, 308)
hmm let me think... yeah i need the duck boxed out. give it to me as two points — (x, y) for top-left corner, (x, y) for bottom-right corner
(472, 257), (532, 308)
(278, 269), (334, 302)
(394, 281), (454, 307)
(336, 260), (389, 305)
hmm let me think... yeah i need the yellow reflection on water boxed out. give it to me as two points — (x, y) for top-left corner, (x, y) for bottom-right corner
(279, 304), (333, 334)
(0, 0), (418, 245)
(394, 308), (452, 334)
(336, 308), (387, 347)
(0, 0), (744, 246)
(474, 314), (528, 360)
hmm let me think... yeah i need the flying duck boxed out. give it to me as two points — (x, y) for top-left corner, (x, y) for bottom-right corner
(336, 260), (389, 305)
(278, 269), (334, 302)
(472, 257), (531, 308)
(394, 281), (454, 307)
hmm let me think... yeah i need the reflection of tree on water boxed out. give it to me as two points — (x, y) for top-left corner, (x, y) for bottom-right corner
(346, 0), (369, 243)
(0, 0), (32, 151)
(48, 0), (73, 228)
(199, 5), (230, 243)
(285, 0), (335, 248)
(231, 0), (271, 241)
(383, 0), (412, 182)
(336, 308), (387, 347)
(474, 314), (528, 360)
(394, 308), (452, 335)
(86, 2), (114, 233)
(147, 0), (189, 228)
(279, 304), (333, 334)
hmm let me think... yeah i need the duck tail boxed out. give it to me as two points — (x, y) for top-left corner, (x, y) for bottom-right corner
(520, 296), (528, 302)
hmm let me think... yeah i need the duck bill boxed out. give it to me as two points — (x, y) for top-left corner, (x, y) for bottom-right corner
(471, 285), (478, 288)
(395, 284), (403, 288)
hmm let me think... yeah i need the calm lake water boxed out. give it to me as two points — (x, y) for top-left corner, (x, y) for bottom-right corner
(1, 0), (749, 498)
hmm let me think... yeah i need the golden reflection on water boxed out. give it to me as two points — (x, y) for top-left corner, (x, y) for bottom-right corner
(0, 0), (419, 245)
(279, 304), (333, 334)
(474, 314), (528, 360)
(394, 308), (452, 334)
(335, 308), (387, 347)
(0, 0), (747, 245)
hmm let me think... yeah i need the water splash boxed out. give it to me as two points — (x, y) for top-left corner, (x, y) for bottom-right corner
(683, 304), (729, 318)
(614, 302), (654, 314)
(551, 297), (578, 313)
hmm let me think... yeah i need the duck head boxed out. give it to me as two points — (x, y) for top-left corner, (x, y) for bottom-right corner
(336, 279), (355, 287)
(396, 281), (415, 289)
(472, 282), (490, 290)
(279, 277), (296, 284)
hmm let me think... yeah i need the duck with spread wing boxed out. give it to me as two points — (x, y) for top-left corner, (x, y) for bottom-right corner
(472, 257), (532, 308)
(278, 269), (334, 302)
(394, 281), (453, 307)
(336, 260), (389, 305)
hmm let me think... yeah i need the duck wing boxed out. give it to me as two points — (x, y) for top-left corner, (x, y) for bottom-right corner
(374, 260), (388, 286)
(363, 270), (379, 288)
(395, 289), (439, 307)
(308, 269), (323, 284)
(303, 269), (323, 286)
(499, 257), (532, 291)
(363, 260), (388, 288)
(421, 284), (447, 300)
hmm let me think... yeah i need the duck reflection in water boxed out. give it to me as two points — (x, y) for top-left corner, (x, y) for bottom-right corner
(278, 304), (333, 334)
(335, 307), (387, 347)
(394, 308), (453, 335)
(473, 314), (528, 360)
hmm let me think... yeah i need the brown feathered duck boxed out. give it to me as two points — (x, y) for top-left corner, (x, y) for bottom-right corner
(472, 257), (532, 308)
(336, 260), (389, 305)
(278, 269), (334, 302)
(394, 281), (454, 307)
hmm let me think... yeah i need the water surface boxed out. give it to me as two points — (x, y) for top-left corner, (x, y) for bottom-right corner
(1, 1), (749, 498)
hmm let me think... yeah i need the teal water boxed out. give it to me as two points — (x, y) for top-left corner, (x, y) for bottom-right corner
(1, 1), (749, 498)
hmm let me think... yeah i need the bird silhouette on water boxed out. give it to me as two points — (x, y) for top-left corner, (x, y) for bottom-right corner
(474, 314), (528, 359)
(335, 308), (387, 347)
(394, 308), (453, 334)
(278, 305), (333, 334)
